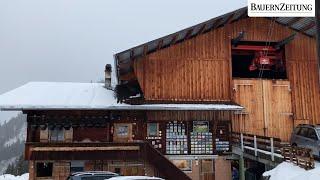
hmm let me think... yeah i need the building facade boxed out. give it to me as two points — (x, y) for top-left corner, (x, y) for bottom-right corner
(0, 7), (319, 180)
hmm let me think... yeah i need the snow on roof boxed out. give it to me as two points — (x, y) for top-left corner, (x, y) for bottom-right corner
(263, 162), (320, 180)
(0, 82), (243, 111)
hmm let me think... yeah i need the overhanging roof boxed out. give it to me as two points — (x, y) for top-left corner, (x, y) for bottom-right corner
(115, 7), (317, 67)
(0, 82), (243, 111)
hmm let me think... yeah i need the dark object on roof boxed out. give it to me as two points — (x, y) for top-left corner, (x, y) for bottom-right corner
(114, 80), (143, 103)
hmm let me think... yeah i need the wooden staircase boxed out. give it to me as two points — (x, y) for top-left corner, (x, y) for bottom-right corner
(143, 143), (191, 180)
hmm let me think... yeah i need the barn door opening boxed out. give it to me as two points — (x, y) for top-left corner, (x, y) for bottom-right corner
(232, 41), (287, 79)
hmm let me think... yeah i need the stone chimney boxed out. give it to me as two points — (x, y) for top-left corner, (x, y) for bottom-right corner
(105, 64), (112, 89)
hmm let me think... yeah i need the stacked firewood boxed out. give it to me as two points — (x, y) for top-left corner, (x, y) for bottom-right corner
(281, 146), (315, 170)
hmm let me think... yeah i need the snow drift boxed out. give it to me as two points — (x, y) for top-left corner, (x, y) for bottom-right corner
(263, 162), (320, 180)
(0, 173), (28, 180)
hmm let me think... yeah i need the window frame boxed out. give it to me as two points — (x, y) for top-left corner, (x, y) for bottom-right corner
(49, 127), (65, 142)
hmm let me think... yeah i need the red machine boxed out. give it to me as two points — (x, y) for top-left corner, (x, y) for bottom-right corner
(233, 45), (285, 72)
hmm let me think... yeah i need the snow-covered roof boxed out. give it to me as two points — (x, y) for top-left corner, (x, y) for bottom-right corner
(0, 82), (244, 111)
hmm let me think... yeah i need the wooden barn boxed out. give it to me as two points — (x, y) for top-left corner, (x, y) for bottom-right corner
(0, 7), (319, 180)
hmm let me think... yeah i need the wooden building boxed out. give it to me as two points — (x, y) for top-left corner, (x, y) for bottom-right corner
(0, 7), (319, 180)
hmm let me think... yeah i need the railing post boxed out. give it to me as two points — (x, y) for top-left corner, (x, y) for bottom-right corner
(240, 133), (244, 152)
(270, 137), (274, 161)
(254, 135), (257, 156)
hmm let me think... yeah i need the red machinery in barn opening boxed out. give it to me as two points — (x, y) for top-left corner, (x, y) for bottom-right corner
(232, 44), (286, 73)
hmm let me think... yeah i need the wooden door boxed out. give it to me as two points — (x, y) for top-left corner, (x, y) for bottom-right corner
(232, 79), (293, 141)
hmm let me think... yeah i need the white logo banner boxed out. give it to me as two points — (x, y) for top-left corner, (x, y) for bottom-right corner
(248, 0), (315, 17)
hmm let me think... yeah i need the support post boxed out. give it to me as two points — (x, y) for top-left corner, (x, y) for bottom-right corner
(254, 135), (257, 156)
(270, 137), (274, 161)
(239, 155), (245, 180)
(240, 133), (244, 152)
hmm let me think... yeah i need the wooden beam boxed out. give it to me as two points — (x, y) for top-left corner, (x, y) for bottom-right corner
(143, 45), (148, 56)
(286, 17), (303, 26)
(130, 49), (134, 59)
(197, 24), (207, 35)
(184, 28), (194, 40)
(238, 9), (248, 20)
(212, 18), (223, 28)
(225, 13), (235, 25)
(170, 34), (178, 45)
(274, 33), (296, 49)
(300, 21), (316, 32)
(31, 146), (140, 151)
(157, 39), (163, 50)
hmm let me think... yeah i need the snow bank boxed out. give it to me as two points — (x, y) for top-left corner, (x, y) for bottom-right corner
(0, 173), (28, 180)
(263, 162), (320, 180)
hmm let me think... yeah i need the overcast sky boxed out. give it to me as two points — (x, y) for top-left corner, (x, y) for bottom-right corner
(0, 0), (246, 122)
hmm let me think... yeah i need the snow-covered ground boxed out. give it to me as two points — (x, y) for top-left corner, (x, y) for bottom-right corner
(0, 174), (28, 180)
(263, 162), (320, 180)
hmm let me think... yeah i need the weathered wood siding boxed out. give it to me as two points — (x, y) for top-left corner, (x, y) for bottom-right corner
(133, 17), (320, 140)
(229, 18), (320, 127)
(232, 79), (293, 141)
(134, 27), (231, 102)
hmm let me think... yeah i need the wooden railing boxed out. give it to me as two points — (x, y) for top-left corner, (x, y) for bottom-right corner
(143, 143), (192, 180)
(231, 132), (284, 161)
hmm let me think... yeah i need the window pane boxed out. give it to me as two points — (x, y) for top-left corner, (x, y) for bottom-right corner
(49, 128), (64, 142)
(147, 123), (158, 136)
(117, 125), (129, 136)
(308, 129), (318, 140)
(298, 128), (308, 136)
(36, 162), (53, 177)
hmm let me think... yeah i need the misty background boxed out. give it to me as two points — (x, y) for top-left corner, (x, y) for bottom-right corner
(0, 0), (246, 121)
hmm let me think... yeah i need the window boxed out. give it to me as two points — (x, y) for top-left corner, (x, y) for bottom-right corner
(307, 129), (318, 140)
(191, 121), (213, 154)
(297, 127), (309, 137)
(147, 123), (159, 136)
(36, 162), (53, 177)
(166, 121), (188, 154)
(116, 125), (129, 136)
(70, 161), (84, 173)
(49, 128), (64, 142)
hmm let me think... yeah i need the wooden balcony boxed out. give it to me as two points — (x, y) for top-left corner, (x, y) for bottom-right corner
(25, 142), (144, 160)
(25, 141), (191, 180)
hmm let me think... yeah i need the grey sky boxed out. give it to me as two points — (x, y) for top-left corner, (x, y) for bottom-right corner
(0, 0), (246, 122)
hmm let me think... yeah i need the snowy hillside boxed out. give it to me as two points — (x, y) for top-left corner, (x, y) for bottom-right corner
(0, 114), (26, 174)
(3, 126), (26, 148)
(0, 158), (17, 175)
(263, 162), (320, 180)
(0, 112), (18, 126)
